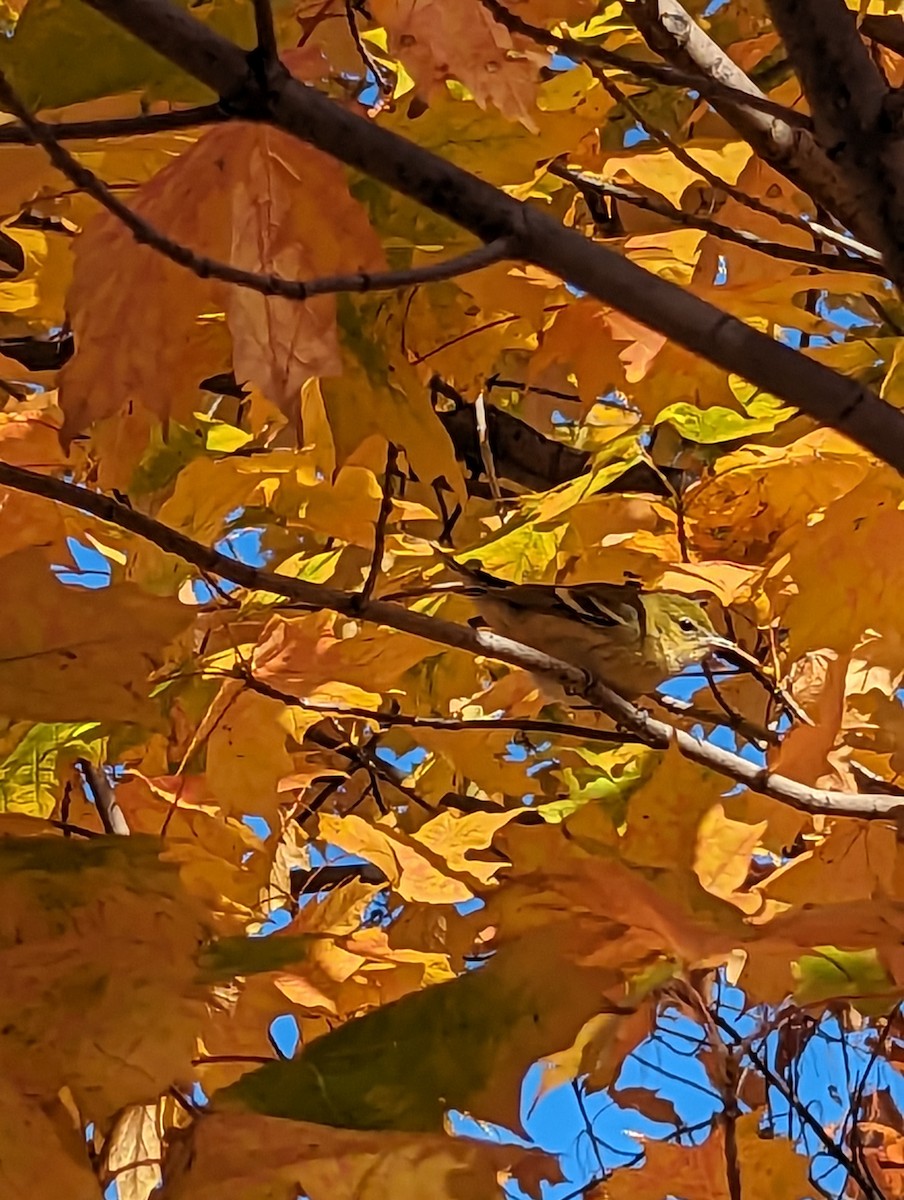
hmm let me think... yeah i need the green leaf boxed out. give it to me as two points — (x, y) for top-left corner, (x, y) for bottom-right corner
(539, 745), (651, 823)
(198, 935), (316, 983)
(0, 0), (293, 111)
(654, 398), (791, 445)
(129, 421), (208, 499)
(218, 930), (608, 1132)
(196, 415), (253, 454)
(793, 947), (891, 1010)
(0, 722), (103, 819)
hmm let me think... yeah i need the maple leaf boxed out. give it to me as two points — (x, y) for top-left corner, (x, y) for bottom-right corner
(2, 0), (904, 1195)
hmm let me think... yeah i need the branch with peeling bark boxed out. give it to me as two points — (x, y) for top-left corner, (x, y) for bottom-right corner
(480, 0), (810, 127)
(625, 0), (874, 252)
(0, 457), (901, 820)
(71, 0), (904, 477)
(77, 760), (130, 836)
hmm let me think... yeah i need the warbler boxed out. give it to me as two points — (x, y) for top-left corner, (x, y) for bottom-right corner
(444, 558), (735, 698)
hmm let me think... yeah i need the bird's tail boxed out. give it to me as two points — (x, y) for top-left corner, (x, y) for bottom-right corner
(429, 546), (509, 591)
(375, 546), (508, 604)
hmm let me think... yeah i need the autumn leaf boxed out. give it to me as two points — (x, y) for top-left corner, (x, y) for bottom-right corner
(2, 1), (904, 1195)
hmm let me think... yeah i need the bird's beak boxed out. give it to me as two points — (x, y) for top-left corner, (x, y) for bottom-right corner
(707, 636), (740, 658)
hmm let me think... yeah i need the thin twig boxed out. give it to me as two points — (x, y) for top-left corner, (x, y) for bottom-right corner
(49, 819), (103, 838)
(717, 642), (813, 727)
(474, 392), (502, 501)
(480, 0), (811, 127)
(345, 0), (393, 95)
(572, 1081), (608, 1182)
(359, 442), (398, 605)
(713, 1011), (883, 1200)
(305, 722), (435, 813)
(251, 0), (278, 63)
(230, 667), (637, 745)
(485, 375), (581, 404)
(551, 164), (889, 278)
(77, 760), (130, 836)
(846, 1003), (900, 1195)
(702, 661), (768, 749)
(656, 693), (778, 747)
(0, 70), (517, 303)
(0, 104), (227, 144)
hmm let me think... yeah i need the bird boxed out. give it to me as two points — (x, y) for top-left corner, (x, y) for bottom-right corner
(439, 555), (735, 698)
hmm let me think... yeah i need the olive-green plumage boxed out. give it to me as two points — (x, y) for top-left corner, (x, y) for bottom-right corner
(450, 560), (732, 697)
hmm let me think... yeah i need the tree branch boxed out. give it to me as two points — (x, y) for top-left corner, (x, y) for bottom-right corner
(860, 13), (904, 59)
(766, 0), (904, 289)
(0, 69), (517, 303)
(251, 0), (278, 65)
(551, 164), (887, 277)
(75, 0), (904, 476)
(0, 103), (227, 144)
(480, 0), (811, 127)
(359, 442), (397, 606)
(232, 668), (636, 746)
(1, 457), (903, 819)
(436, 393), (591, 494)
(627, 0), (874, 251)
(713, 1010), (883, 1200)
(344, 0), (392, 96)
(77, 759), (130, 836)
(584, 65), (883, 264)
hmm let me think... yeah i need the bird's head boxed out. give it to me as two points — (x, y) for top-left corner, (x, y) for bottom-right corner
(642, 593), (735, 673)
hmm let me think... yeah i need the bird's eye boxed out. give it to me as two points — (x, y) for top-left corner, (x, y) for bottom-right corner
(678, 617), (697, 634)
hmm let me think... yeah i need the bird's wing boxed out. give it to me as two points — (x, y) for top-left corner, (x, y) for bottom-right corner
(438, 549), (646, 632)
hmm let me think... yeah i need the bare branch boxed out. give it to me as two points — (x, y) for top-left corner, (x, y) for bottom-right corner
(0, 70), (517, 303)
(436, 391), (591, 494)
(359, 442), (397, 605)
(474, 392), (502, 501)
(231, 668), (636, 746)
(344, 0), (392, 95)
(251, 0), (278, 64)
(77, 760), (130, 836)
(304, 722), (435, 813)
(551, 164), (888, 277)
(656, 693), (779, 748)
(0, 103), (226, 144)
(290, 862), (388, 896)
(713, 1010), (883, 1200)
(2, 457), (904, 819)
(76, 0), (904, 478)
(861, 13), (904, 58)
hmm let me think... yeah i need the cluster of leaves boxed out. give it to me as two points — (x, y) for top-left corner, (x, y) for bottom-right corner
(3, 0), (904, 1197)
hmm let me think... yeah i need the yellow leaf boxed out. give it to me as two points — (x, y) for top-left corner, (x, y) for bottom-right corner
(0, 831), (209, 1121)
(206, 690), (295, 822)
(0, 549), (191, 723)
(694, 803), (767, 913)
